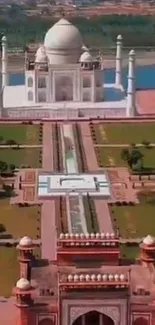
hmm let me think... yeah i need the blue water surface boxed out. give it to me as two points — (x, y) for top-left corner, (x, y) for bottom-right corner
(8, 64), (155, 89)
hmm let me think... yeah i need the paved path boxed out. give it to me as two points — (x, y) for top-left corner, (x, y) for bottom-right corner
(0, 144), (42, 148)
(95, 200), (114, 233)
(42, 123), (54, 170)
(41, 123), (57, 261)
(80, 122), (100, 171)
(0, 238), (41, 244)
(41, 200), (56, 261)
(80, 122), (114, 234)
(94, 143), (155, 147)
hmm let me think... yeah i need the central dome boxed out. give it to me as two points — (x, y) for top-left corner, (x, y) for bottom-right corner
(44, 18), (83, 64)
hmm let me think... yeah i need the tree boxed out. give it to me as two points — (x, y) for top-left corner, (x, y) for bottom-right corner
(6, 139), (17, 145)
(9, 164), (16, 173)
(120, 148), (143, 169)
(0, 161), (8, 174)
(120, 148), (130, 162)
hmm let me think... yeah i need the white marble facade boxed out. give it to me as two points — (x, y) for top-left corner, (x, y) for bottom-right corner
(25, 63), (103, 104)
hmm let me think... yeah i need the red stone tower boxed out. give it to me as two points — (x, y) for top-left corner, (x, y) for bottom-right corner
(17, 236), (36, 280)
(13, 278), (35, 325)
(140, 235), (155, 266)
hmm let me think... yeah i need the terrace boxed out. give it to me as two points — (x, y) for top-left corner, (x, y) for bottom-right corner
(38, 173), (111, 197)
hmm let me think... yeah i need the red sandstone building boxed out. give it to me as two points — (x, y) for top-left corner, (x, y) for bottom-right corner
(12, 233), (155, 325)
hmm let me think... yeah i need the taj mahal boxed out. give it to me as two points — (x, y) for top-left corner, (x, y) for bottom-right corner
(1, 18), (136, 119)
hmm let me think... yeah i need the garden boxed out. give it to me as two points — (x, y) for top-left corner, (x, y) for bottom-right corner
(0, 148), (42, 173)
(0, 199), (41, 238)
(91, 122), (155, 145)
(110, 191), (155, 239)
(0, 247), (19, 297)
(0, 124), (41, 145)
(95, 146), (155, 172)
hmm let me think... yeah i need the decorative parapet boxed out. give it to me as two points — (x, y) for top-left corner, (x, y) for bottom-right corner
(59, 273), (129, 290)
(57, 232), (119, 248)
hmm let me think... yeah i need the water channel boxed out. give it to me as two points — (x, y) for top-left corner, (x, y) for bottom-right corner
(61, 124), (88, 234)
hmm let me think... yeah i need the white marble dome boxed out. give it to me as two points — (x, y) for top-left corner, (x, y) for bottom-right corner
(44, 18), (83, 64)
(16, 278), (30, 290)
(143, 235), (155, 246)
(35, 46), (48, 63)
(19, 236), (32, 247)
(44, 18), (82, 50)
(79, 51), (93, 63)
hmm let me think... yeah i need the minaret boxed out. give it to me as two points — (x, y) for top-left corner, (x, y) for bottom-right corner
(115, 34), (123, 87)
(126, 49), (136, 117)
(17, 236), (36, 281)
(1, 35), (8, 87)
(13, 278), (35, 325)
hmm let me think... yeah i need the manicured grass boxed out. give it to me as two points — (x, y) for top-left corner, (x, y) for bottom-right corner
(120, 244), (139, 260)
(95, 147), (155, 169)
(0, 148), (42, 168)
(0, 247), (19, 297)
(0, 199), (41, 238)
(110, 198), (155, 238)
(91, 122), (155, 144)
(0, 124), (41, 144)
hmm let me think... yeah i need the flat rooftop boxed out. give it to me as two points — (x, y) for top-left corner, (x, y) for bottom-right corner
(38, 173), (111, 197)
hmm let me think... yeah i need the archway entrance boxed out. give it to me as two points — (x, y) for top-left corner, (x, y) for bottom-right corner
(73, 311), (114, 325)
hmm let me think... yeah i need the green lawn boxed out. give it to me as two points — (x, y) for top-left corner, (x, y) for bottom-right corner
(0, 199), (41, 238)
(0, 124), (41, 145)
(120, 244), (139, 260)
(110, 199), (155, 238)
(91, 122), (155, 144)
(95, 147), (155, 169)
(0, 247), (19, 297)
(0, 148), (42, 168)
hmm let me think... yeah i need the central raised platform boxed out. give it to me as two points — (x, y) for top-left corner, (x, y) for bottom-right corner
(38, 173), (111, 197)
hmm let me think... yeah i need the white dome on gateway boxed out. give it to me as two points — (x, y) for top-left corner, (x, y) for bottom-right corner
(44, 18), (83, 64)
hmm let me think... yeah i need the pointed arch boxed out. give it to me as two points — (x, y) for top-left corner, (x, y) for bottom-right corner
(133, 317), (148, 325)
(28, 91), (33, 101)
(27, 77), (33, 87)
(73, 310), (114, 325)
(38, 318), (54, 325)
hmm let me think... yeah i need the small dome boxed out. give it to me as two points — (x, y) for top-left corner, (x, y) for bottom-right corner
(143, 235), (155, 246)
(81, 45), (89, 51)
(1, 35), (7, 42)
(44, 18), (82, 51)
(79, 51), (93, 63)
(19, 236), (32, 247)
(16, 278), (30, 290)
(35, 46), (48, 63)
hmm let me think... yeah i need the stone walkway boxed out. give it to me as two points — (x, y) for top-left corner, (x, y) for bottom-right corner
(80, 122), (114, 234)
(94, 143), (155, 147)
(41, 123), (56, 261)
(41, 200), (56, 261)
(42, 123), (54, 169)
(80, 122), (100, 171)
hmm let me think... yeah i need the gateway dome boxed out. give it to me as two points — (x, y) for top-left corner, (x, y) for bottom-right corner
(44, 18), (83, 64)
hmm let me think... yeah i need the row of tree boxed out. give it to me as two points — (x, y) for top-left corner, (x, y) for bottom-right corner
(0, 14), (155, 48)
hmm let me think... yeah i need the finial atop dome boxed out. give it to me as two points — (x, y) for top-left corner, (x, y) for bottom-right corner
(81, 45), (89, 52)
